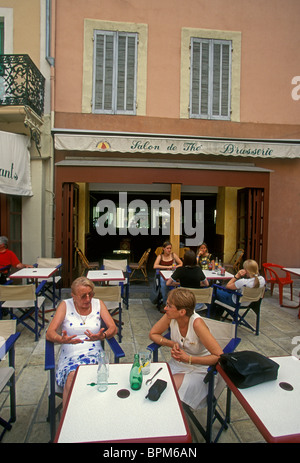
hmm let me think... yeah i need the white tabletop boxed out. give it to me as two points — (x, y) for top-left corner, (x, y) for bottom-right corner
(160, 269), (233, 281)
(282, 268), (300, 277)
(10, 267), (58, 279)
(55, 362), (191, 443)
(87, 270), (125, 281)
(218, 356), (300, 443)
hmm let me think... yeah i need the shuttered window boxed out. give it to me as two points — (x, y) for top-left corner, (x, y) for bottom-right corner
(190, 38), (231, 120)
(93, 30), (137, 114)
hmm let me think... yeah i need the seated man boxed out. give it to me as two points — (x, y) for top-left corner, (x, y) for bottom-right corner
(0, 236), (32, 283)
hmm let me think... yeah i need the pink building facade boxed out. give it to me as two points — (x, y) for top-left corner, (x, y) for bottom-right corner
(49, 0), (300, 284)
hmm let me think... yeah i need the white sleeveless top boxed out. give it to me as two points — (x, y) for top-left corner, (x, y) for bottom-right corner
(170, 312), (209, 358)
(56, 297), (102, 387)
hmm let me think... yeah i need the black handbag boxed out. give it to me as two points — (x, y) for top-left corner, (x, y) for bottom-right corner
(219, 351), (279, 389)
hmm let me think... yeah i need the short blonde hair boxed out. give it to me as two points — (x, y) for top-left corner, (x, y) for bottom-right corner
(168, 288), (195, 317)
(71, 277), (94, 294)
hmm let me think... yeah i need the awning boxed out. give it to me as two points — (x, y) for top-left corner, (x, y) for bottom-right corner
(54, 133), (300, 159)
(55, 158), (272, 172)
(0, 130), (32, 196)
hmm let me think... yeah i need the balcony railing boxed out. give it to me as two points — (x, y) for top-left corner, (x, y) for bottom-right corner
(0, 54), (45, 117)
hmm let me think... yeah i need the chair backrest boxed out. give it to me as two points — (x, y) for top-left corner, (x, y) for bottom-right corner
(76, 247), (89, 268)
(240, 285), (265, 303)
(103, 259), (127, 272)
(185, 287), (213, 304)
(263, 263), (292, 283)
(93, 286), (122, 303)
(138, 248), (151, 267)
(202, 317), (236, 350)
(0, 284), (36, 301)
(37, 257), (62, 268)
(0, 320), (16, 339)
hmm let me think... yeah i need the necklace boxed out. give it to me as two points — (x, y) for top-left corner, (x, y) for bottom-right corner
(74, 301), (91, 325)
(79, 314), (88, 325)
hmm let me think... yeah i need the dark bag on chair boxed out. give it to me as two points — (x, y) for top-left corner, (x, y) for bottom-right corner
(219, 351), (279, 389)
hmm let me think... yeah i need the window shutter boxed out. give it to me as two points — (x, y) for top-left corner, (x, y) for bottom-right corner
(190, 38), (231, 120)
(93, 30), (137, 114)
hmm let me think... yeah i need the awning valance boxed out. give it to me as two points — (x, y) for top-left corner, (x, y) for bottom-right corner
(54, 133), (300, 159)
(0, 130), (32, 196)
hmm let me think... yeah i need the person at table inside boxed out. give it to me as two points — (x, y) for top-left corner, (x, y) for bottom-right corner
(166, 250), (209, 289)
(210, 259), (265, 319)
(196, 242), (215, 270)
(0, 236), (33, 283)
(166, 250), (209, 312)
(153, 241), (183, 307)
(149, 287), (223, 410)
(46, 276), (117, 408)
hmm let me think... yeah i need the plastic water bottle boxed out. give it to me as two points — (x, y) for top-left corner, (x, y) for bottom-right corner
(97, 351), (109, 392)
(130, 354), (143, 390)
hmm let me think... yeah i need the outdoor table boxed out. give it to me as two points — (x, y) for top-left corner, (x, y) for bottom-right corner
(160, 269), (233, 282)
(281, 268), (300, 313)
(216, 355), (300, 443)
(9, 267), (59, 308)
(86, 269), (125, 284)
(54, 362), (192, 443)
(9, 267), (58, 281)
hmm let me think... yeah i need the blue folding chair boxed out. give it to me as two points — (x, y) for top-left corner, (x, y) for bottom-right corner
(147, 317), (241, 443)
(35, 257), (63, 309)
(45, 320), (125, 442)
(0, 265), (12, 285)
(93, 286), (123, 342)
(0, 320), (20, 441)
(210, 284), (265, 336)
(102, 259), (131, 310)
(0, 282), (47, 340)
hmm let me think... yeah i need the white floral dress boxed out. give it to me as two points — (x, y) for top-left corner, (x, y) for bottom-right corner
(56, 298), (102, 388)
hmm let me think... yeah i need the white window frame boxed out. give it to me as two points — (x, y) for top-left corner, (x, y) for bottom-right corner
(190, 37), (232, 120)
(92, 30), (138, 115)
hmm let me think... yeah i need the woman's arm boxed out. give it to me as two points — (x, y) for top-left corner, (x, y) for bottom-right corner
(46, 301), (82, 344)
(200, 278), (209, 287)
(166, 277), (179, 287)
(171, 318), (223, 365)
(226, 269), (247, 290)
(153, 254), (165, 269)
(149, 315), (176, 349)
(173, 253), (183, 268)
(99, 301), (118, 339)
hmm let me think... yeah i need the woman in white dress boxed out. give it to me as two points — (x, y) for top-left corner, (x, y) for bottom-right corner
(149, 288), (223, 409)
(46, 276), (117, 408)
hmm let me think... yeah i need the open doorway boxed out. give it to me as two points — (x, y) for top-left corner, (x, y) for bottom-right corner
(87, 191), (217, 267)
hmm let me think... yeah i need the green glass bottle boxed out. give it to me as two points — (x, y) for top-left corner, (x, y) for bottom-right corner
(130, 354), (143, 390)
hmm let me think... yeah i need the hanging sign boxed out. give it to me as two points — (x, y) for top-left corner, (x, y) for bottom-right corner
(54, 134), (300, 159)
(0, 131), (32, 196)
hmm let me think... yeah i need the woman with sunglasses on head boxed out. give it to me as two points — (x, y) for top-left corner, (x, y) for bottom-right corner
(46, 276), (117, 408)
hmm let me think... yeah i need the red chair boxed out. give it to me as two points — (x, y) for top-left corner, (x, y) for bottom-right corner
(262, 263), (293, 306)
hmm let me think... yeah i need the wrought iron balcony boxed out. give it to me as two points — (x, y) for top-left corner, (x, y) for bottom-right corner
(0, 54), (45, 117)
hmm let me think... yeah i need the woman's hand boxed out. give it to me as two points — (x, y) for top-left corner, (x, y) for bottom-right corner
(61, 330), (83, 344)
(84, 327), (106, 342)
(235, 269), (246, 279)
(171, 343), (189, 363)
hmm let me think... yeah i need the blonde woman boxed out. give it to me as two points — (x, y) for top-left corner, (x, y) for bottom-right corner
(211, 259), (265, 318)
(149, 288), (223, 409)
